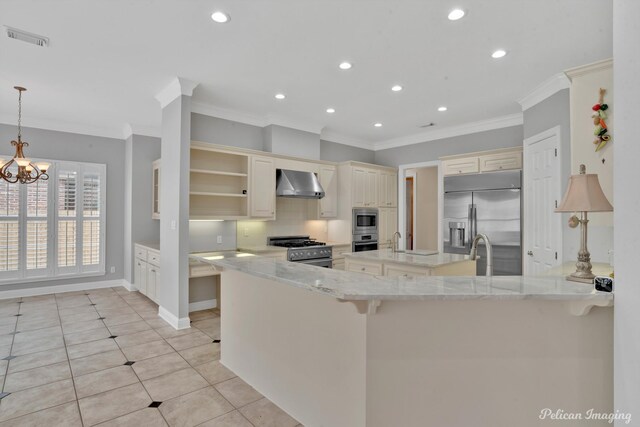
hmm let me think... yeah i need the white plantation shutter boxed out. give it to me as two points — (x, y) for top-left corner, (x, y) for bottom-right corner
(0, 161), (105, 284)
(81, 170), (101, 270)
(0, 182), (20, 277)
(26, 180), (49, 272)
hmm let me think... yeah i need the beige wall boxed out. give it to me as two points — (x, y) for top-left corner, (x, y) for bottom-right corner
(237, 198), (328, 247)
(415, 167), (439, 251)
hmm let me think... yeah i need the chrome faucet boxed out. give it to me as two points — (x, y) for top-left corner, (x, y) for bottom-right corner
(469, 233), (493, 276)
(392, 231), (402, 252)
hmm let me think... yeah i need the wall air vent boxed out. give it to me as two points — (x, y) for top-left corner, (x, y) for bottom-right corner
(5, 26), (49, 47)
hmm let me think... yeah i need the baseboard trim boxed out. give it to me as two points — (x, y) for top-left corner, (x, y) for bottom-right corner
(121, 280), (137, 292)
(0, 279), (125, 300)
(158, 305), (191, 330)
(189, 299), (217, 312)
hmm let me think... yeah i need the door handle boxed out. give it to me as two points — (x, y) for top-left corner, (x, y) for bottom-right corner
(527, 251), (533, 257)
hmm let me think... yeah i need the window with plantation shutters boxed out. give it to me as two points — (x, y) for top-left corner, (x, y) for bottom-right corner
(0, 161), (106, 284)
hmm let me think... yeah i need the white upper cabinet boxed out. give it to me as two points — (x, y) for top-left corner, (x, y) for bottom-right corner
(318, 166), (338, 218)
(250, 156), (276, 218)
(441, 147), (523, 177)
(364, 169), (378, 207)
(352, 167), (367, 208)
(378, 170), (397, 207)
(442, 157), (480, 176)
(478, 151), (523, 172)
(152, 159), (161, 220)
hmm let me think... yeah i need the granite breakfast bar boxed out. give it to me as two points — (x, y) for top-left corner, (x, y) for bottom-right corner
(192, 255), (614, 427)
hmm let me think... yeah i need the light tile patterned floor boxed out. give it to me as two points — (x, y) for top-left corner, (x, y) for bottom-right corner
(0, 287), (301, 427)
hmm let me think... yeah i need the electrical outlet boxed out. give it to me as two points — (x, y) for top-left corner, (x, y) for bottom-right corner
(110, 266), (115, 274)
(170, 220), (177, 230)
(244, 227), (249, 237)
(217, 235), (222, 244)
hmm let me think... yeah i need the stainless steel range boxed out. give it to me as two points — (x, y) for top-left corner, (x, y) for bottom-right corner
(267, 235), (333, 268)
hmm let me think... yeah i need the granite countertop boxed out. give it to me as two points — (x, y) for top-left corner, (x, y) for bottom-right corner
(190, 251), (257, 262)
(344, 249), (472, 267)
(236, 245), (288, 254)
(136, 242), (160, 251)
(325, 241), (352, 247)
(199, 256), (613, 302)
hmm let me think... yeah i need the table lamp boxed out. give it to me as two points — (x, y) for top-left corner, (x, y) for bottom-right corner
(555, 164), (613, 283)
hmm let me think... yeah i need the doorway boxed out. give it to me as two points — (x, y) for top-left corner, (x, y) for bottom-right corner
(405, 174), (414, 250)
(398, 161), (442, 252)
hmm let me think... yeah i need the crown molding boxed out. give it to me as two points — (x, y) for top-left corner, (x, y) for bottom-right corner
(264, 114), (324, 135)
(0, 112), (125, 140)
(565, 58), (613, 80)
(122, 123), (161, 139)
(155, 77), (199, 109)
(191, 102), (266, 127)
(320, 130), (374, 150)
(518, 73), (570, 111)
(373, 113), (524, 151)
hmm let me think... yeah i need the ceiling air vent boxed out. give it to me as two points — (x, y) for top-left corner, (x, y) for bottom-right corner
(5, 26), (49, 47)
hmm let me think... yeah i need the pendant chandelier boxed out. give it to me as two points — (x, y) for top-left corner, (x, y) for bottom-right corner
(0, 86), (49, 184)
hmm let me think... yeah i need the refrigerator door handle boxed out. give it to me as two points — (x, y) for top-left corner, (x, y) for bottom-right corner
(467, 204), (474, 249)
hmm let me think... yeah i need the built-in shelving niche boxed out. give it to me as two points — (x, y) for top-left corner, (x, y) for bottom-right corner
(189, 148), (249, 219)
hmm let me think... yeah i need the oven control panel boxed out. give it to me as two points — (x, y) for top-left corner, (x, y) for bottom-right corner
(288, 247), (333, 261)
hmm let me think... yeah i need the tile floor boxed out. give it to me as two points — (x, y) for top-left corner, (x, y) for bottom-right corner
(0, 286), (301, 427)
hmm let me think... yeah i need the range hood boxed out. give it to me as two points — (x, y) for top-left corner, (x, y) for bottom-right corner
(276, 169), (325, 199)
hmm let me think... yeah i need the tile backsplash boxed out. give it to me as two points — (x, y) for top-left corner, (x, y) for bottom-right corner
(237, 198), (328, 247)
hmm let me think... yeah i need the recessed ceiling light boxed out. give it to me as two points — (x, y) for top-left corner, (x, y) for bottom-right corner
(211, 11), (230, 23)
(491, 49), (507, 59)
(391, 85), (403, 92)
(438, 106), (448, 112)
(448, 9), (465, 20)
(274, 93), (285, 100)
(326, 108), (336, 113)
(374, 123), (382, 127)
(339, 62), (352, 70)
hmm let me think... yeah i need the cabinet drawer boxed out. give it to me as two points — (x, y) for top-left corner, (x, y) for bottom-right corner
(134, 246), (147, 260)
(442, 158), (479, 176)
(332, 259), (345, 270)
(346, 260), (382, 276)
(332, 245), (351, 259)
(384, 263), (431, 278)
(479, 152), (522, 172)
(148, 250), (161, 267)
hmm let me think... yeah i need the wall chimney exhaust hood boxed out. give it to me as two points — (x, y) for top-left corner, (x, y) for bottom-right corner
(276, 169), (325, 199)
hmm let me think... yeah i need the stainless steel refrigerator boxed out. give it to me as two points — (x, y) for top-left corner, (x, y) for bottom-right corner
(443, 170), (522, 276)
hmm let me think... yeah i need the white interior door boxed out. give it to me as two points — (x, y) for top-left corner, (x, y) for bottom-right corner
(523, 127), (562, 275)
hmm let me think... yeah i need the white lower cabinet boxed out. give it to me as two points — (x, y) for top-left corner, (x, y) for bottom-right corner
(345, 259), (383, 276)
(134, 244), (160, 304)
(134, 257), (147, 295)
(384, 263), (431, 279)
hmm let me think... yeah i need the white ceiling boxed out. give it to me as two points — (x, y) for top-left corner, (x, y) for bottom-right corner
(0, 0), (612, 149)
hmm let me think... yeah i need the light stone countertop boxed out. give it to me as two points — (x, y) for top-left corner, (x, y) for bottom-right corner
(236, 245), (288, 254)
(136, 242), (160, 251)
(344, 249), (473, 267)
(198, 256), (613, 302)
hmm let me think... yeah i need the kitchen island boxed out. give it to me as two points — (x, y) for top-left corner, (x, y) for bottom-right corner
(196, 256), (613, 427)
(344, 248), (477, 277)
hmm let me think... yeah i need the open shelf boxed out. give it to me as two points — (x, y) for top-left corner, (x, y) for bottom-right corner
(190, 149), (248, 175)
(190, 192), (247, 198)
(190, 169), (248, 177)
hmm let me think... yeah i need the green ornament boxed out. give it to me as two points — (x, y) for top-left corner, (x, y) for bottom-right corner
(599, 128), (608, 136)
(594, 126), (602, 136)
(600, 104), (609, 111)
(599, 110), (607, 119)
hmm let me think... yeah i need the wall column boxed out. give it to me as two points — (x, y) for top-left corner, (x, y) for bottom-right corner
(155, 77), (198, 329)
(613, 0), (640, 421)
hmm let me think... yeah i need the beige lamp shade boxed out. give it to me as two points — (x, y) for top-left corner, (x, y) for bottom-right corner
(555, 164), (613, 213)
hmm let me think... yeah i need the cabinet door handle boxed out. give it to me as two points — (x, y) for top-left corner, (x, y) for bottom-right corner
(361, 267), (366, 271)
(527, 251), (534, 257)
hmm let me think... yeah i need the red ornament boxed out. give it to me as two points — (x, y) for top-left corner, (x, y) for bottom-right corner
(592, 104), (601, 111)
